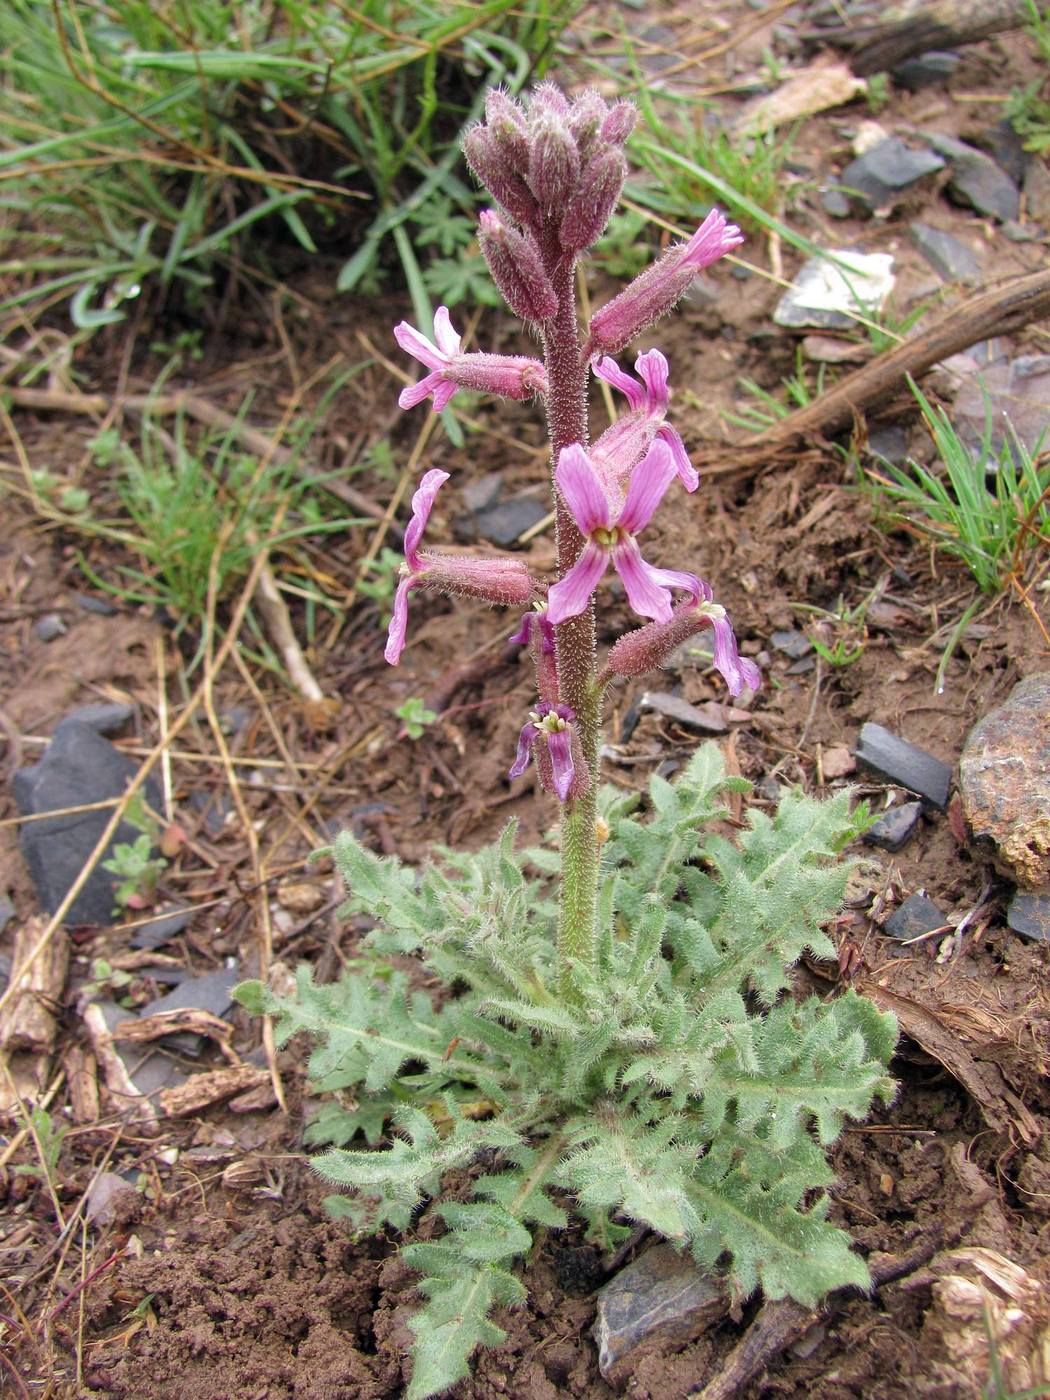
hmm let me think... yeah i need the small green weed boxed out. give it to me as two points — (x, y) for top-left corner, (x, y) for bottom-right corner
(12, 1107), (67, 1181)
(103, 834), (167, 912)
(395, 697), (439, 739)
(1007, 2), (1050, 153)
(726, 348), (827, 434)
(794, 595), (871, 668)
(357, 547), (405, 624)
(865, 380), (1050, 594)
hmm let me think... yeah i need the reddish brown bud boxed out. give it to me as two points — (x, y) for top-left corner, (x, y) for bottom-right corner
(463, 124), (538, 226)
(527, 110), (581, 212)
(600, 101), (637, 145)
(559, 149), (626, 253)
(478, 211), (559, 321)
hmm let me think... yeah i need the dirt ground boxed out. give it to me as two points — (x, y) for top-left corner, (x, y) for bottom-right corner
(2, 2), (1049, 1397)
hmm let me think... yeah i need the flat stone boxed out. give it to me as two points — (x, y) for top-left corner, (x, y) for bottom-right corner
(926, 132), (1020, 222)
(958, 674), (1050, 887)
(65, 702), (136, 736)
(460, 471), (503, 514)
(821, 744), (856, 779)
(75, 594), (117, 616)
(865, 801), (923, 852)
(640, 692), (728, 734)
(840, 138), (945, 212)
(892, 51), (960, 91)
(472, 494), (548, 547)
(1007, 890), (1050, 944)
(35, 613), (67, 642)
(974, 119), (1027, 187)
(883, 893), (949, 941)
(854, 722), (953, 810)
(190, 788), (235, 838)
(12, 719), (164, 925)
(909, 223), (981, 283)
(593, 1243), (727, 1383)
(0, 894), (15, 937)
(773, 251), (895, 330)
(770, 628), (814, 659)
(138, 965), (241, 1057)
(1024, 159), (1050, 221)
(947, 350), (1050, 460)
(130, 905), (193, 950)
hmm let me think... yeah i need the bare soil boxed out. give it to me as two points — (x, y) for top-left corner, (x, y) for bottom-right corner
(2, 3), (1049, 1398)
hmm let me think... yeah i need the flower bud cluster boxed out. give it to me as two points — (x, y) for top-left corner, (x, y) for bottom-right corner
(464, 82), (635, 262)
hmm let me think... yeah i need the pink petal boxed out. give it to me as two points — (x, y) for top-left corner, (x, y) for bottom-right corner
(430, 379), (459, 413)
(683, 208), (744, 270)
(617, 438), (677, 534)
(593, 355), (645, 411)
(509, 722), (538, 780)
(399, 371), (446, 410)
(432, 306), (462, 358)
(546, 728), (575, 801)
(556, 444), (612, 534)
(709, 614), (761, 696)
(610, 535), (674, 622)
(404, 469), (449, 569)
(634, 349), (669, 409)
(647, 564), (704, 603)
(546, 540), (609, 624)
(384, 576), (415, 665)
(393, 321), (446, 372)
(655, 425), (698, 491)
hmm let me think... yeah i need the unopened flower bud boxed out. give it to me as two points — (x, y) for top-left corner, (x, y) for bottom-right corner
(478, 211), (559, 322)
(530, 80), (570, 117)
(484, 88), (529, 171)
(527, 110), (581, 212)
(587, 209), (744, 356)
(567, 89), (607, 159)
(607, 597), (761, 697)
(600, 101), (637, 145)
(559, 149), (627, 253)
(464, 124), (538, 227)
(444, 351), (548, 400)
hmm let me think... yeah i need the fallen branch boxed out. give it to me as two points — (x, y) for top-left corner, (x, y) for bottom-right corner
(718, 269), (1050, 476)
(803, 0), (1031, 76)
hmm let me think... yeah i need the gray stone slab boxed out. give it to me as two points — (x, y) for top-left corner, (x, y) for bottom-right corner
(893, 51), (960, 91)
(472, 494), (548, 547)
(883, 893), (949, 941)
(130, 905), (193, 950)
(864, 801), (923, 852)
(640, 692), (728, 734)
(854, 722), (953, 809)
(139, 965), (240, 1057)
(926, 132), (1020, 222)
(909, 223), (981, 283)
(841, 138), (945, 211)
(593, 1243), (726, 1383)
(1007, 891), (1050, 943)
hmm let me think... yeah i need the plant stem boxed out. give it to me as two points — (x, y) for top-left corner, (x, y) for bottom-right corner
(541, 253), (601, 995)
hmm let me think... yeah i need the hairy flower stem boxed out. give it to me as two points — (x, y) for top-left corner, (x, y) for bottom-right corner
(541, 252), (600, 996)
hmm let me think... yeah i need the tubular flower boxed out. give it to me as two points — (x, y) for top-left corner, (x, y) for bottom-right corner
(394, 306), (548, 412)
(587, 209), (744, 356)
(509, 703), (583, 802)
(591, 348), (698, 492)
(385, 470), (534, 665)
(547, 440), (701, 626)
(608, 597), (761, 697)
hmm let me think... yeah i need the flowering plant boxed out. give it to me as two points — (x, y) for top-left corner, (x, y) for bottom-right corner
(237, 82), (896, 1399)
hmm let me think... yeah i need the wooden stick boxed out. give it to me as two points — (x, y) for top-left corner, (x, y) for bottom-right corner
(803, 0), (1031, 76)
(719, 269), (1050, 475)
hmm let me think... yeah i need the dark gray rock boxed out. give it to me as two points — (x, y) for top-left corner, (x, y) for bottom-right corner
(593, 1243), (727, 1383)
(139, 965), (241, 1057)
(35, 613), (67, 642)
(925, 132), (1020, 222)
(958, 673), (1050, 887)
(841, 138), (945, 211)
(65, 703), (136, 736)
(640, 692), (728, 734)
(75, 593), (117, 616)
(472, 494), (548, 547)
(1007, 891), (1050, 944)
(865, 801), (923, 852)
(1001, 220), (1044, 243)
(94, 999), (188, 1097)
(13, 720), (164, 925)
(974, 120), (1027, 187)
(854, 722), (953, 809)
(892, 51), (960, 91)
(867, 423), (910, 464)
(218, 706), (252, 737)
(883, 893), (949, 941)
(819, 188), (852, 219)
(909, 222), (981, 283)
(0, 894), (14, 936)
(460, 471), (503, 514)
(770, 629), (813, 660)
(190, 788), (235, 838)
(130, 905), (193, 950)
(1024, 159), (1050, 221)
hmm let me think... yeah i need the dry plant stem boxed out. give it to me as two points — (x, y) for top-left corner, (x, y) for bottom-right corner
(541, 253), (600, 990)
(251, 550), (325, 703)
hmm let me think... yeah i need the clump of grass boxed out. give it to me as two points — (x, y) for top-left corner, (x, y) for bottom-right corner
(0, 0), (576, 341)
(865, 380), (1050, 595)
(726, 347), (827, 434)
(1006, 1), (1050, 154)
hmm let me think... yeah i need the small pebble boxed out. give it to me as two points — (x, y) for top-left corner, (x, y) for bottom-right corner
(820, 745), (856, 780)
(865, 801), (923, 852)
(1006, 890), (1050, 944)
(883, 893), (949, 941)
(35, 613), (67, 642)
(770, 629), (813, 660)
(75, 593), (117, 616)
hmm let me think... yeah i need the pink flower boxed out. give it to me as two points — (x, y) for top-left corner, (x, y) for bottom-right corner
(509, 703), (581, 801)
(547, 440), (701, 626)
(394, 307), (548, 412)
(591, 348), (697, 491)
(607, 598), (761, 697)
(385, 470), (534, 665)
